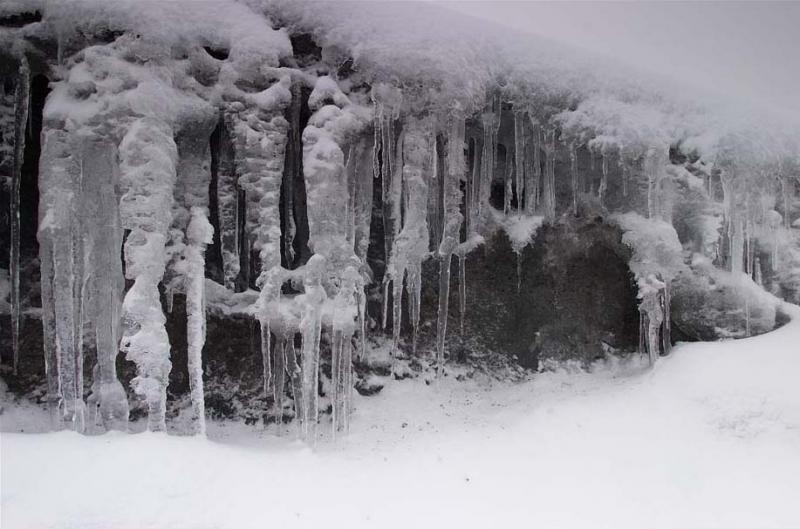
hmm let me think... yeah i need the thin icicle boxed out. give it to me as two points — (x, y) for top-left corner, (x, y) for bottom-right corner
(504, 148), (513, 215)
(435, 117), (465, 376)
(542, 127), (556, 221)
(513, 110), (525, 211)
(569, 142), (578, 215)
(458, 254), (466, 335)
(599, 151), (609, 205)
(622, 155), (629, 197)
(185, 208), (213, 435)
(284, 334), (304, 437)
(10, 57), (30, 375)
(272, 334), (287, 431)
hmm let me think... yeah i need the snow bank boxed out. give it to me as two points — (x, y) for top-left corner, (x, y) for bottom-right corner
(3, 303), (800, 529)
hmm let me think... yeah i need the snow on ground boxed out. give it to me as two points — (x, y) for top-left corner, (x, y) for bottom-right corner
(2, 304), (800, 529)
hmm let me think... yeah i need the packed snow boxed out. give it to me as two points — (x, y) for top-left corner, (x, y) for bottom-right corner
(3, 303), (799, 529)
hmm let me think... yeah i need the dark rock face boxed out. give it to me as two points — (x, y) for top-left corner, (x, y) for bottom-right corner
(378, 215), (640, 369)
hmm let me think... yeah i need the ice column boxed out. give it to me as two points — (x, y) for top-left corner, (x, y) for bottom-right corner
(38, 126), (85, 430)
(118, 118), (178, 433)
(81, 139), (129, 432)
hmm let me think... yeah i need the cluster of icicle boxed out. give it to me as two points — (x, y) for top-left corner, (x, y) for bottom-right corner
(10, 29), (795, 444)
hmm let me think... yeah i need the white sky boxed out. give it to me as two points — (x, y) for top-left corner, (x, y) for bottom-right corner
(439, 1), (800, 118)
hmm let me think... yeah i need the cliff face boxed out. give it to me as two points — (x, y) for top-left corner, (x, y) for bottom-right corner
(0, 1), (797, 435)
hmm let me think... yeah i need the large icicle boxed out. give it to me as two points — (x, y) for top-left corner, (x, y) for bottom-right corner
(435, 116), (465, 376)
(81, 139), (129, 432)
(38, 126), (85, 431)
(301, 76), (370, 440)
(226, 75), (291, 411)
(165, 113), (217, 434)
(118, 118), (178, 433)
(391, 117), (434, 352)
(372, 85), (403, 332)
(10, 57), (30, 375)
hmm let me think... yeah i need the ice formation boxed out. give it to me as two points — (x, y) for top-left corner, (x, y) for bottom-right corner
(2, 0), (800, 439)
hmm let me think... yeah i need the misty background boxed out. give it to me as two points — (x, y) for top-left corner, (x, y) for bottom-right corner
(440, 1), (800, 119)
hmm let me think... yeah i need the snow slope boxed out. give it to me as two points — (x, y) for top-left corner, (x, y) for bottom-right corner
(2, 304), (800, 529)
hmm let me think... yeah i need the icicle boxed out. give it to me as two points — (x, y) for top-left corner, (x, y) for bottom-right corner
(407, 265), (422, 354)
(468, 136), (481, 233)
(81, 139), (129, 432)
(599, 151), (608, 205)
(661, 281), (671, 355)
(639, 276), (665, 366)
(504, 149), (513, 215)
(391, 270), (403, 353)
(435, 254), (452, 376)
(645, 148), (666, 220)
(302, 77), (371, 439)
(479, 106), (500, 216)
(621, 155), (629, 197)
(255, 266), (284, 421)
(435, 117), (465, 376)
(754, 256), (763, 286)
(516, 253), (522, 293)
(118, 117), (178, 433)
(428, 135), (443, 251)
(458, 254), (466, 334)
(38, 126), (85, 431)
(10, 57), (30, 375)
(730, 217), (744, 274)
(513, 111), (525, 211)
(331, 329), (343, 437)
(185, 208), (213, 435)
(298, 256), (325, 443)
(523, 123), (537, 215)
(390, 117), (433, 354)
(569, 142), (578, 215)
(541, 128), (556, 221)
(331, 329), (356, 437)
(353, 136), (374, 263)
(342, 332), (353, 434)
(260, 321), (272, 398)
(272, 334), (287, 430)
(284, 334), (304, 436)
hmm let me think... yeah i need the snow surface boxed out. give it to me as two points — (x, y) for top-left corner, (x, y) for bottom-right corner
(3, 304), (800, 529)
